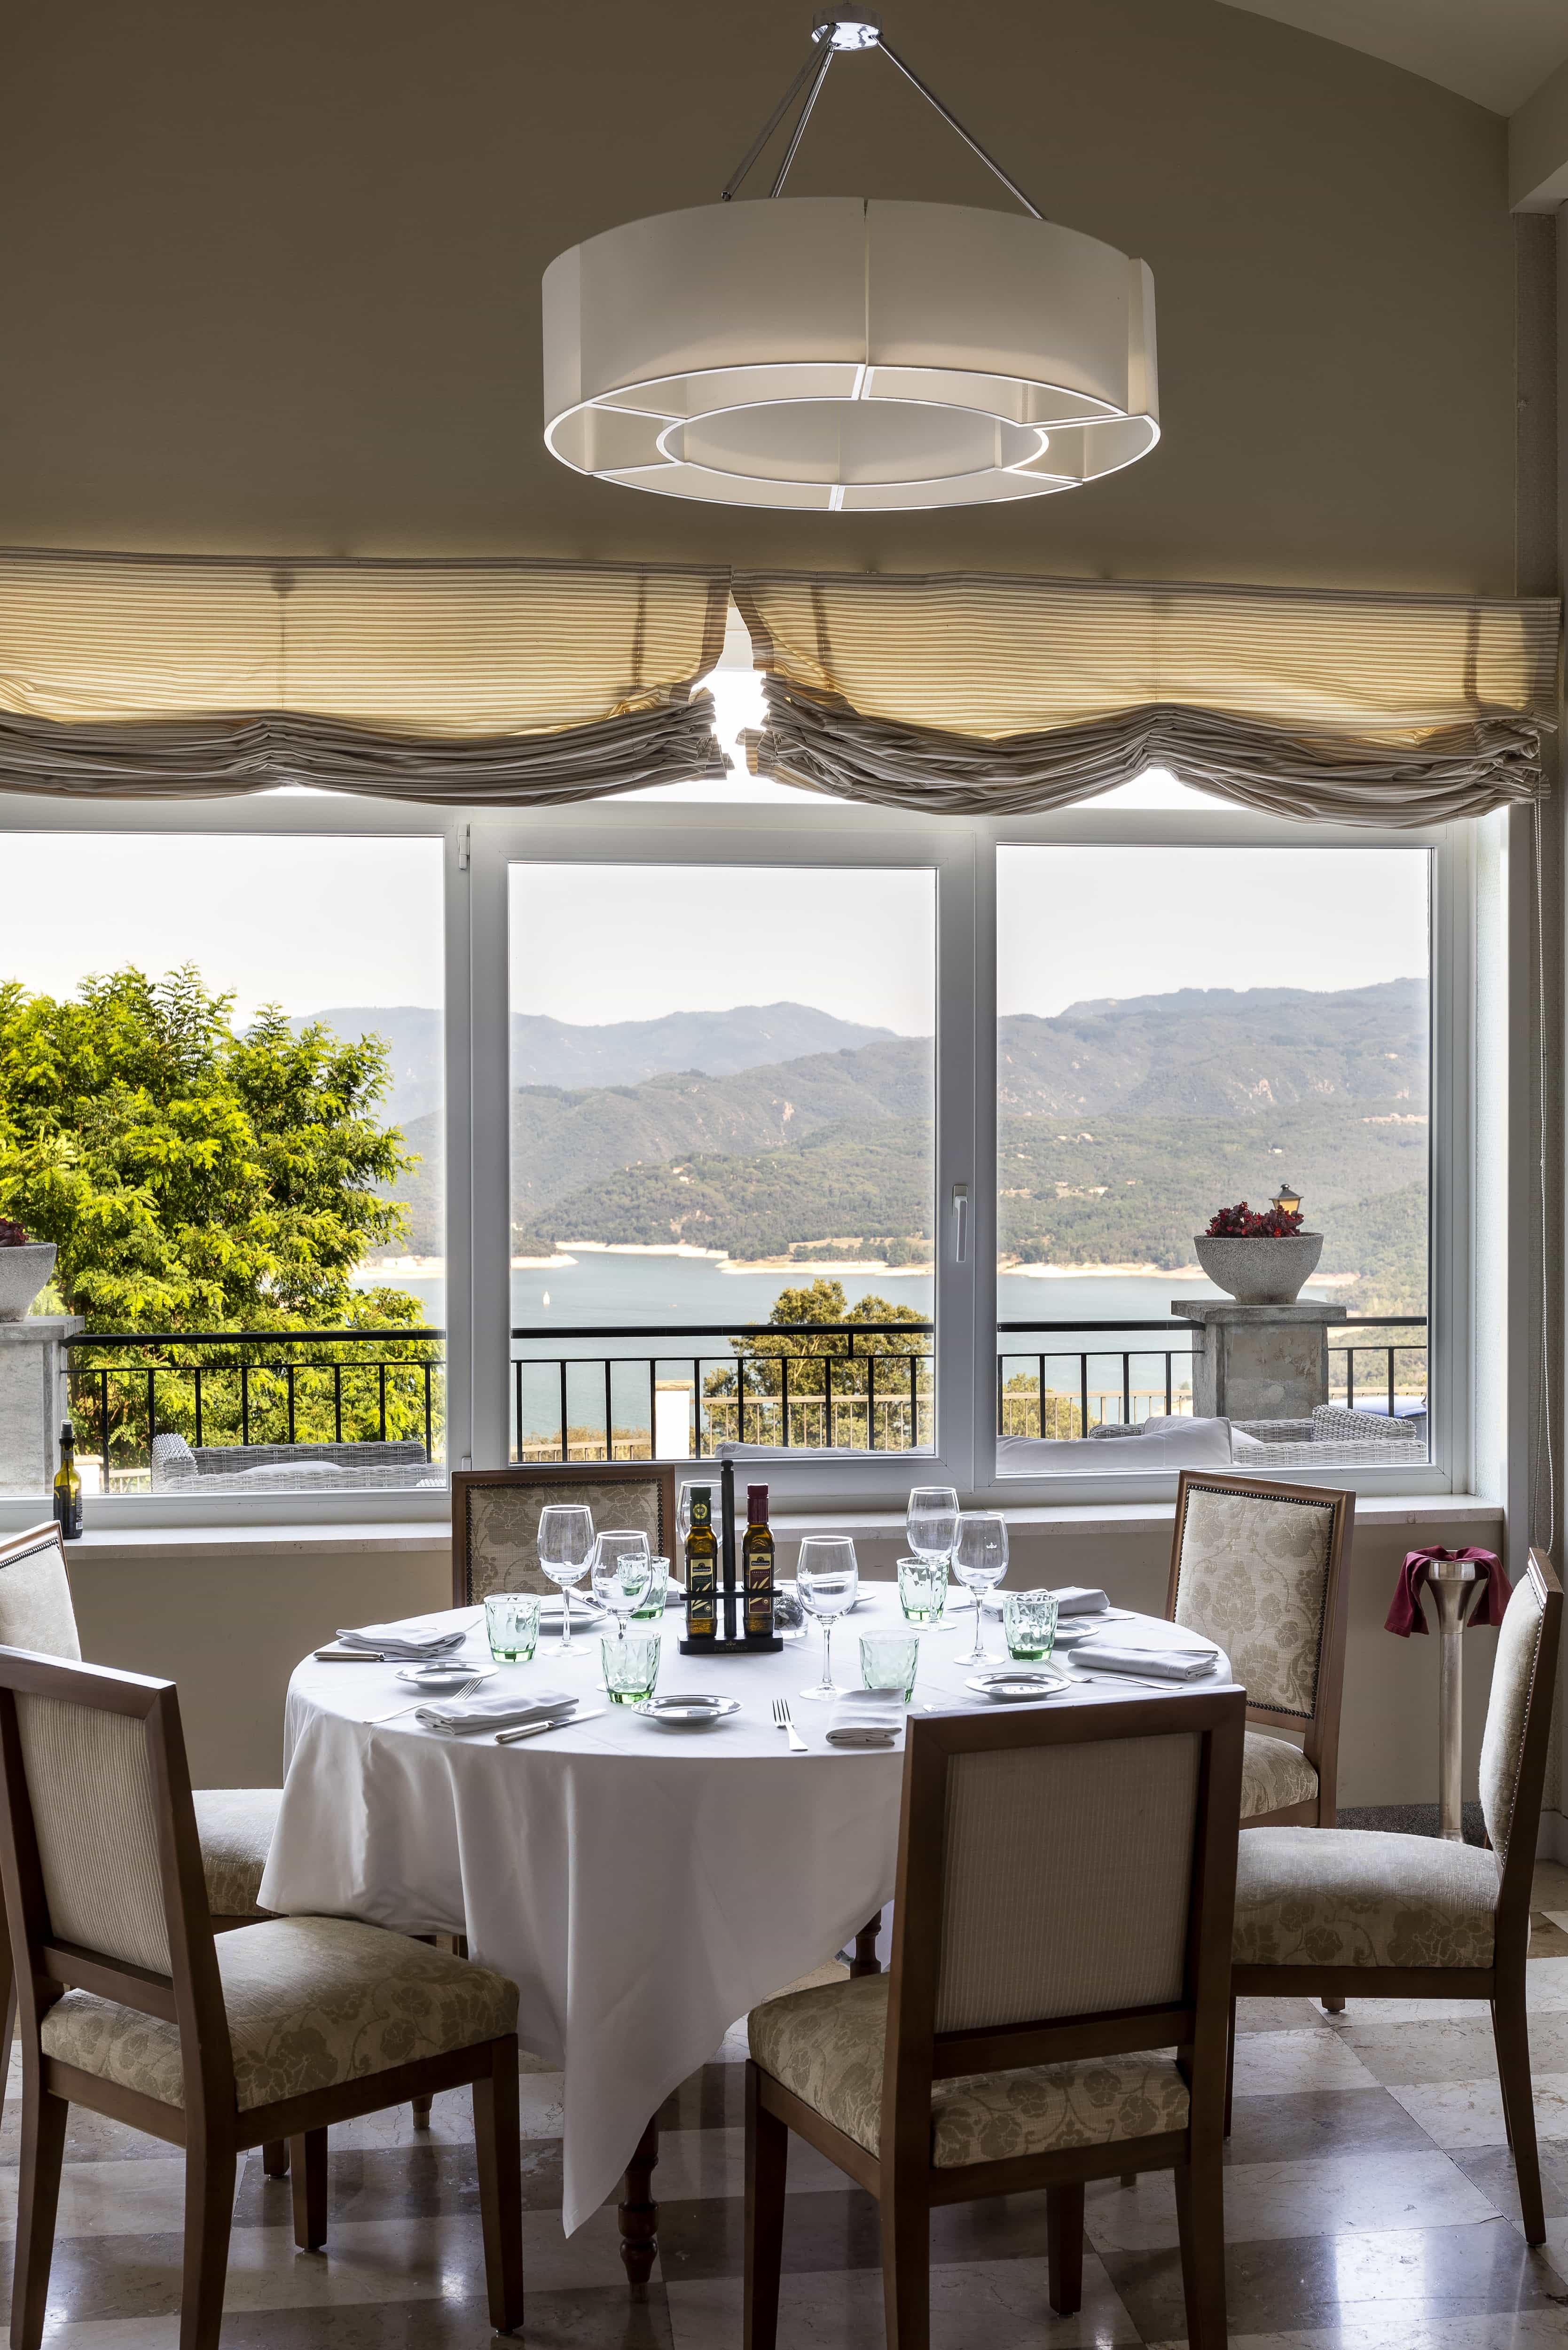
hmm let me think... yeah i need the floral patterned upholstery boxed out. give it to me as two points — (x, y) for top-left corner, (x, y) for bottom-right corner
(1233, 1827), (1499, 1969)
(1174, 1482), (1336, 1720)
(1241, 1731), (1318, 1821)
(40, 1915), (517, 2110)
(748, 1975), (1189, 2167)
(192, 1789), (281, 1919)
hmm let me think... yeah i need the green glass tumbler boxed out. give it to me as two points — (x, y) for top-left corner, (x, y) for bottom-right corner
(631, 1555), (670, 1620)
(897, 1556), (948, 1626)
(602, 1631), (662, 1705)
(1002, 1588), (1058, 1662)
(484, 1592), (541, 1663)
(859, 1630), (921, 1703)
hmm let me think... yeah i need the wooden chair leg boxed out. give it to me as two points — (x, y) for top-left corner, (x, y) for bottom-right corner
(851, 1913), (883, 1977)
(1173, 2152), (1228, 2350)
(410, 2093), (434, 2127)
(1118, 2171), (1136, 2186)
(879, 2179), (931, 2350)
(1321, 1995), (1346, 2014)
(745, 2061), (788, 2350)
(619, 2112), (659, 2287)
(474, 2035), (525, 2334)
(289, 2128), (328, 2251)
(10, 2085), (67, 2350)
(1494, 1988), (1546, 2243)
(180, 2135), (235, 2350)
(1046, 2180), (1084, 2316)
(261, 2139), (289, 2178)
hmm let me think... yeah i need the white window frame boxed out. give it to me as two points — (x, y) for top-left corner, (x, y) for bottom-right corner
(0, 785), (1472, 1525)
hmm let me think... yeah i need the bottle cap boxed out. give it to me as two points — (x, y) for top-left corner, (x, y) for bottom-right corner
(747, 1483), (769, 1520)
(58, 1422), (74, 1443)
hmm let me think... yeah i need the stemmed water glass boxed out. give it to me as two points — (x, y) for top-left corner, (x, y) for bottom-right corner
(906, 1485), (959, 1600)
(537, 1503), (595, 1654)
(591, 1528), (652, 1637)
(676, 1487), (694, 1580)
(796, 1535), (859, 1701)
(952, 1513), (1009, 1666)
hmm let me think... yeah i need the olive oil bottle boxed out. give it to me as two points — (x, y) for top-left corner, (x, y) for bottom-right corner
(684, 1486), (719, 1640)
(53, 1423), (83, 1542)
(742, 1483), (775, 1639)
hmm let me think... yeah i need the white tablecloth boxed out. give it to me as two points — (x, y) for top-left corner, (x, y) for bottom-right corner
(259, 1590), (1232, 2233)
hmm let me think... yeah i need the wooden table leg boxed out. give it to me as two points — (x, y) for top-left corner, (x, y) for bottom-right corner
(850, 1913), (883, 1977)
(619, 2114), (659, 2287)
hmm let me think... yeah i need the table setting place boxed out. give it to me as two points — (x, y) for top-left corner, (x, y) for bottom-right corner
(301, 1474), (1234, 1759)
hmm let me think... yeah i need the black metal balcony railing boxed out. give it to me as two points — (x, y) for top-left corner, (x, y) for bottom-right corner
(63, 1329), (446, 1490)
(511, 1322), (935, 1462)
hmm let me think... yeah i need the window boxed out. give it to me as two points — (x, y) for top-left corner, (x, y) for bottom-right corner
(504, 855), (937, 1464)
(994, 841), (1432, 1481)
(0, 822), (447, 1503)
(0, 786), (1470, 1523)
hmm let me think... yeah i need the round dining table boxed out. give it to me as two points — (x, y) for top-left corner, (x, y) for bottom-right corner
(259, 1587), (1234, 2264)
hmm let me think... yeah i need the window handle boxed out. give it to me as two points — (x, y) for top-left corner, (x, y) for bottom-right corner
(951, 1183), (969, 1265)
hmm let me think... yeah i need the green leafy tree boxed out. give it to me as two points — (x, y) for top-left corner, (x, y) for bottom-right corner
(0, 967), (437, 1471)
(707, 1277), (932, 1449)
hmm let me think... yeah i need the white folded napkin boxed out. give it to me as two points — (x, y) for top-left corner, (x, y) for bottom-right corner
(826, 1697), (904, 1747)
(337, 1618), (468, 1662)
(1050, 1586), (1111, 1616)
(414, 1688), (580, 1735)
(1071, 1640), (1220, 1681)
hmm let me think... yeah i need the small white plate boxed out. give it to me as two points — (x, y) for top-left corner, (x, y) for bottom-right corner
(965, 1668), (1071, 1702)
(395, 1664), (495, 1692)
(636, 1693), (741, 1729)
(778, 1582), (866, 1613)
(538, 1597), (610, 1624)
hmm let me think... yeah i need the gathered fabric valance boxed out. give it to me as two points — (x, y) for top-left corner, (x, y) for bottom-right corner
(734, 571), (1561, 824)
(0, 550), (729, 801)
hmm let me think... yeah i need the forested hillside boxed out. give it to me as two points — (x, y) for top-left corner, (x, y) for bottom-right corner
(374, 981), (1427, 1312)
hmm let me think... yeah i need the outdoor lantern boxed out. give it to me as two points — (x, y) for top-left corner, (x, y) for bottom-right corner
(1272, 1183), (1303, 1218)
(541, 14), (1159, 511)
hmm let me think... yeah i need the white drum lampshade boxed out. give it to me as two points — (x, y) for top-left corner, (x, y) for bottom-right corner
(542, 196), (1159, 512)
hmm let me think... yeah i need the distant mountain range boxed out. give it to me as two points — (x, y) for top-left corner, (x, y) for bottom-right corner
(331, 983), (1428, 1312)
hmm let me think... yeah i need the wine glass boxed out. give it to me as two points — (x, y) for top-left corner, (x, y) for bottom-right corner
(952, 1513), (1009, 1665)
(591, 1528), (652, 1637)
(796, 1535), (859, 1701)
(676, 1487), (694, 1579)
(537, 1503), (595, 1653)
(906, 1484), (959, 1605)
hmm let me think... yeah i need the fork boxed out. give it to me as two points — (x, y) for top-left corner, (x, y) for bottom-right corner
(370, 1671), (487, 1725)
(772, 1696), (808, 1752)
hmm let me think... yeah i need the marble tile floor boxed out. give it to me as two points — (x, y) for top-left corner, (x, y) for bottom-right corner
(14, 1873), (1568, 2347)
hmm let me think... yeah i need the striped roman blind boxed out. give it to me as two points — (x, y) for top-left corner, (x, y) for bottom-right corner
(734, 571), (1561, 823)
(0, 550), (729, 802)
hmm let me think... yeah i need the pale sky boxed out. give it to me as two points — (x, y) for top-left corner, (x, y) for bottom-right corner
(1, 774), (1427, 1035)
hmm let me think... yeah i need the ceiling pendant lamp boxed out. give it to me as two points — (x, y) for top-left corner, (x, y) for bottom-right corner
(542, 14), (1159, 513)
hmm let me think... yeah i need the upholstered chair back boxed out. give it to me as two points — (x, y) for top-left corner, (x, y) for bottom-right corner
(11, 1679), (173, 1973)
(1171, 1478), (1346, 1722)
(1480, 1564), (1555, 1862)
(0, 1523), (81, 1661)
(933, 1731), (1204, 2032)
(452, 1467), (675, 1605)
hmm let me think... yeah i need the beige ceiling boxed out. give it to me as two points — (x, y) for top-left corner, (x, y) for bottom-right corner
(1219, 0), (1568, 113)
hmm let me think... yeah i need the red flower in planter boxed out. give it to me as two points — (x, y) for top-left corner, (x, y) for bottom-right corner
(0, 1220), (32, 1248)
(1204, 1201), (1305, 1238)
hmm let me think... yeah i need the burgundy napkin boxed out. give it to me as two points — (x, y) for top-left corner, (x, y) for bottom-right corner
(1384, 1546), (1510, 1637)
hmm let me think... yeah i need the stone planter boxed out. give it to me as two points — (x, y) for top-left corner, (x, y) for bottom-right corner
(0, 1243), (57, 1322)
(1193, 1232), (1323, 1307)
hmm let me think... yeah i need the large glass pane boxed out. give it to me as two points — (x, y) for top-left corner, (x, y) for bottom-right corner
(996, 844), (1430, 1476)
(508, 862), (935, 1461)
(0, 833), (445, 1502)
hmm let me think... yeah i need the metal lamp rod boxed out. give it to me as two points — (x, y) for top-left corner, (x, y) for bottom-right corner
(719, 19), (1045, 221)
(872, 35), (1044, 219)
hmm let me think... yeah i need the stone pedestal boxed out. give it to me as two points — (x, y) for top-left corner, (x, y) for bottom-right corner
(1170, 1300), (1348, 1423)
(0, 1316), (84, 1496)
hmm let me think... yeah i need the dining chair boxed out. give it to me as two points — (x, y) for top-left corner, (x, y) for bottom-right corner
(744, 1685), (1246, 2350)
(1232, 1546), (1561, 2243)
(452, 1460), (677, 1604)
(0, 1644), (525, 2349)
(1167, 1471), (1354, 1830)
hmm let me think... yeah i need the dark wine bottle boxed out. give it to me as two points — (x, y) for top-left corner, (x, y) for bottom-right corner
(685, 1486), (719, 1640)
(742, 1483), (775, 1638)
(53, 1423), (83, 1542)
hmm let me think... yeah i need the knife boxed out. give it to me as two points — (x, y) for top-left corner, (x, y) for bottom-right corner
(495, 1708), (604, 1744)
